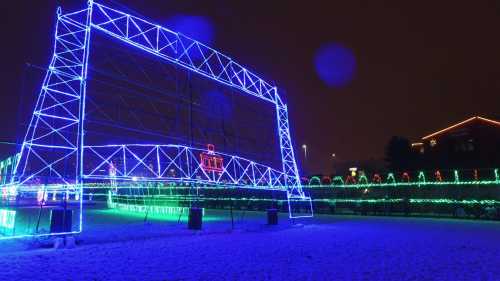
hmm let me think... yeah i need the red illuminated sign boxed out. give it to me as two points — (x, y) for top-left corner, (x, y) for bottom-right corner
(200, 144), (224, 173)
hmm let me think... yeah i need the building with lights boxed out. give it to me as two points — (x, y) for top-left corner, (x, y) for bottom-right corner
(412, 116), (500, 169)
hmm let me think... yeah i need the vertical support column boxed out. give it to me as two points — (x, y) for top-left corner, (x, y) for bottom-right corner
(14, 6), (92, 187)
(275, 89), (313, 218)
(275, 89), (302, 195)
(76, 0), (94, 232)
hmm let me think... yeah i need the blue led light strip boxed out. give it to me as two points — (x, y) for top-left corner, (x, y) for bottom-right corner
(83, 144), (288, 188)
(89, 3), (276, 103)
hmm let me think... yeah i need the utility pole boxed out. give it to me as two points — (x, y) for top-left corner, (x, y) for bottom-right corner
(331, 153), (336, 175)
(302, 144), (307, 175)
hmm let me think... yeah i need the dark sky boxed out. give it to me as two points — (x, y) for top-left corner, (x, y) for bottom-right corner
(1, 0), (499, 174)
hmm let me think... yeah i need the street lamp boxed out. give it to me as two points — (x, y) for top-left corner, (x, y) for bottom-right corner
(331, 153), (336, 175)
(302, 144), (308, 176)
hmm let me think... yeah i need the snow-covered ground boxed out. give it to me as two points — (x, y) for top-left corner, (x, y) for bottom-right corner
(0, 207), (499, 281)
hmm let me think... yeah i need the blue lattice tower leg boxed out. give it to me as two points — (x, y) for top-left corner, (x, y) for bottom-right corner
(275, 90), (313, 218)
(15, 5), (92, 186)
(12, 3), (94, 233)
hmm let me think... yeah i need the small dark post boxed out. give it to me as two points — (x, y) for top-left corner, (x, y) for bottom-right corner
(50, 209), (73, 233)
(267, 208), (278, 225)
(230, 197), (234, 230)
(188, 207), (203, 230)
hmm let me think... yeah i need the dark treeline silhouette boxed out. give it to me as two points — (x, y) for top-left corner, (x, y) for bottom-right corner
(385, 136), (415, 171)
(385, 134), (500, 172)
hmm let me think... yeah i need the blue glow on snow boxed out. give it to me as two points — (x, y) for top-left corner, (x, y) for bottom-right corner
(314, 43), (356, 88)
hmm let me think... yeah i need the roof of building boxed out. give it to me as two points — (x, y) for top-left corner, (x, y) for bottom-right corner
(422, 116), (500, 140)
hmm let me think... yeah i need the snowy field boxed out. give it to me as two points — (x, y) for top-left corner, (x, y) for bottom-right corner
(1, 207), (499, 281)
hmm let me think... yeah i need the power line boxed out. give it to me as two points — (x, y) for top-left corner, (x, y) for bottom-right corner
(0, 141), (19, 146)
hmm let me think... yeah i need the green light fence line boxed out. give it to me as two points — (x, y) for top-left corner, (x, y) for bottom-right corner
(2, 172), (498, 194)
(106, 193), (500, 206)
(0, 209), (16, 230)
(46, 179), (500, 189)
(107, 192), (205, 216)
(108, 201), (204, 216)
(309, 169), (500, 187)
(307, 180), (500, 189)
(313, 198), (500, 205)
(109, 194), (281, 202)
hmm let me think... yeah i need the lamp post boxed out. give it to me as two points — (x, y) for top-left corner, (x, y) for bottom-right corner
(302, 144), (307, 175)
(331, 153), (336, 175)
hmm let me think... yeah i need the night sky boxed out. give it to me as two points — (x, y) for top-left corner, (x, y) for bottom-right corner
(1, 0), (499, 174)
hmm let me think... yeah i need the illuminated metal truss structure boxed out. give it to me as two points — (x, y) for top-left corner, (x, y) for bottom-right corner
(84, 144), (288, 188)
(12, 0), (311, 227)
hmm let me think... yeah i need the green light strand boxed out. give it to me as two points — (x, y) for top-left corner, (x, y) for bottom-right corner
(309, 176), (321, 185)
(418, 171), (426, 184)
(387, 173), (396, 184)
(359, 175), (368, 184)
(106, 193), (500, 206)
(333, 176), (344, 185)
(108, 192), (205, 216)
(109, 201), (204, 216)
(306, 169), (500, 188)
(307, 180), (500, 189)
(315, 198), (500, 206)
(0, 209), (16, 230)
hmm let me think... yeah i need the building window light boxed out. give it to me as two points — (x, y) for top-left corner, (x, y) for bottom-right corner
(430, 139), (437, 147)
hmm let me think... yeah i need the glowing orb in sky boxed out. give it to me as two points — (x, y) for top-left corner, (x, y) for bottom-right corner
(204, 90), (232, 116)
(166, 15), (215, 46)
(314, 43), (356, 88)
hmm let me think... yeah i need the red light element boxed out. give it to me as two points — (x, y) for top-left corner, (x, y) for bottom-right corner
(345, 175), (357, 184)
(402, 172), (410, 182)
(207, 144), (215, 154)
(474, 169), (479, 181)
(321, 176), (332, 185)
(435, 170), (442, 182)
(372, 174), (382, 183)
(200, 144), (223, 173)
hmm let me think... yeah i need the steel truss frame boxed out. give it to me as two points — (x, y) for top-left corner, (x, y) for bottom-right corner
(84, 144), (288, 188)
(13, 0), (311, 222)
